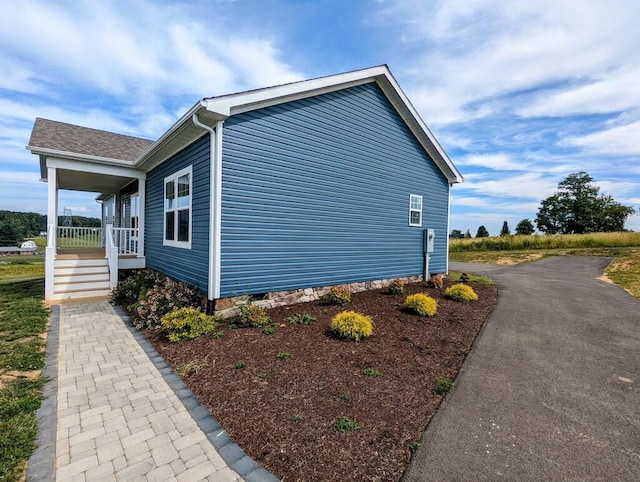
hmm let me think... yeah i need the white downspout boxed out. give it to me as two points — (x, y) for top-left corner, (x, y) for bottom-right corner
(192, 114), (223, 309)
(445, 183), (452, 275)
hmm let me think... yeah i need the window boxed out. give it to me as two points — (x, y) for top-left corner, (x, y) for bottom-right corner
(164, 166), (192, 248)
(409, 194), (422, 227)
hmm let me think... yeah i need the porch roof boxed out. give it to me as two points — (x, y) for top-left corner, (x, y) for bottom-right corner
(27, 118), (152, 193)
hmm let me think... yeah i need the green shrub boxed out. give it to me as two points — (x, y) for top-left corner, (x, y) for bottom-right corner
(111, 269), (164, 310)
(131, 277), (202, 329)
(237, 302), (271, 327)
(434, 376), (453, 395)
(389, 279), (405, 295)
(335, 416), (360, 433)
(285, 312), (316, 325)
(445, 283), (478, 302)
(330, 311), (373, 341)
(363, 367), (381, 377)
(405, 293), (438, 316)
(161, 307), (216, 343)
(320, 286), (351, 305)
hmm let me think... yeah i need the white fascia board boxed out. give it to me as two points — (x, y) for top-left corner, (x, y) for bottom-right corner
(376, 74), (464, 184)
(202, 65), (389, 117)
(46, 157), (146, 179)
(28, 147), (134, 168)
(134, 102), (205, 168)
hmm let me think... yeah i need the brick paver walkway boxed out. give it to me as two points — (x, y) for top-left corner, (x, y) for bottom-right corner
(48, 301), (256, 482)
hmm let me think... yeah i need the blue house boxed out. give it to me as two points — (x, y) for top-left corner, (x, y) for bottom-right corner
(28, 65), (463, 312)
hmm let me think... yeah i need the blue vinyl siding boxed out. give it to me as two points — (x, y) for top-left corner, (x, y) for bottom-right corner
(219, 82), (450, 297)
(145, 135), (210, 293)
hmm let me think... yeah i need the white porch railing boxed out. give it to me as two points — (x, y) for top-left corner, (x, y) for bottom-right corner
(57, 226), (102, 248)
(105, 224), (118, 289)
(112, 227), (139, 256)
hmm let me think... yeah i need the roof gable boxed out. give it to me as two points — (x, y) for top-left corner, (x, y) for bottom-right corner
(185, 65), (461, 183)
(28, 118), (153, 162)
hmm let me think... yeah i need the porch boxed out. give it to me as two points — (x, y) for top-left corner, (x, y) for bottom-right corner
(47, 226), (145, 300)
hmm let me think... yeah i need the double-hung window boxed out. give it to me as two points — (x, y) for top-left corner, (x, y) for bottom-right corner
(164, 166), (192, 248)
(409, 194), (423, 227)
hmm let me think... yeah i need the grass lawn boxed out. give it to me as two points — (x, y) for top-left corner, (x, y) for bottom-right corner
(0, 257), (45, 284)
(450, 245), (640, 298)
(0, 278), (48, 481)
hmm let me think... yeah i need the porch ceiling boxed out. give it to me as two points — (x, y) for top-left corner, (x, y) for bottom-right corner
(57, 168), (133, 194)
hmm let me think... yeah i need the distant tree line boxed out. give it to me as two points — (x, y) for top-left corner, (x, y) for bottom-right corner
(452, 172), (636, 239)
(0, 210), (101, 246)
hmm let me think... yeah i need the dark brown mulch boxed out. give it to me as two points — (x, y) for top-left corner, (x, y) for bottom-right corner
(145, 280), (497, 481)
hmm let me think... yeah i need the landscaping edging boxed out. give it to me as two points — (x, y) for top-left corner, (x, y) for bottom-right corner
(26, 305), (59, 481)
(112, 306), (280, 482)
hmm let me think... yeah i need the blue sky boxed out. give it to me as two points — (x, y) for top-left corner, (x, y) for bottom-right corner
(1, 0), (639, 235)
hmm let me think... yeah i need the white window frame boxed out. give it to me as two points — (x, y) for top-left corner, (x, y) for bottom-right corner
(163, 166), (192, 249)
(409, 194), (423, 227)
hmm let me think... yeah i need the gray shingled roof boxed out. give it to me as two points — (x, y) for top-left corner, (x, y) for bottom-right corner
(28, 118), (153, 162)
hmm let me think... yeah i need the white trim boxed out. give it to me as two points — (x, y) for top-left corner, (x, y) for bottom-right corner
(409, 194), (423, 227)
(202, 74), (379, 117)
(46, 157), (146, 180)
(446, 185), (452, 274)
(28, 146), (135, 167)
(162, 165), (193, 249)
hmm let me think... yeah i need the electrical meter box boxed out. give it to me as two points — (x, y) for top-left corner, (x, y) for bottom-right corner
(423, 229), (435, 253)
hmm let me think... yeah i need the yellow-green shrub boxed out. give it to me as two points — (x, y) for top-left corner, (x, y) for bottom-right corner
(388, 279), (405, 295)
(161, 307), (217, 342)
(320, 286), (351, 305)
(237, 302), (271, 327)
(404, 293), (438, 316)
(330, 311), (373, 341)
(445, 283), (478, 302)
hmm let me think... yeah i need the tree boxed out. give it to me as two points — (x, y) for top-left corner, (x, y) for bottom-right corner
(465, 229), (472, 239)
(515, 219), (535, 235)
(500, 221), (511, 236)
(449, 229), (464, 239)
(476, 225), (489, 238)
(535, 172), (635, 234)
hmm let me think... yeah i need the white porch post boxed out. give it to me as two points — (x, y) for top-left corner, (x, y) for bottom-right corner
(137, 178), (145, 258)
(45, 166), (58, 300)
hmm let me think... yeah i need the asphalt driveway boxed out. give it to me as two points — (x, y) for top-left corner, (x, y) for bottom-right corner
(403, 257), (640, 481)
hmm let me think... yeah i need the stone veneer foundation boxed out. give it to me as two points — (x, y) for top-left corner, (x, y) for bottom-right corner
(214, 275), (425, 319)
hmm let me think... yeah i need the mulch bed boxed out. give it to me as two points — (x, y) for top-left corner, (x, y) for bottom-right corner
(145, 279), (497, 481)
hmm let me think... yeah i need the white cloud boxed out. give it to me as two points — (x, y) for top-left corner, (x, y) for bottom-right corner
(517, 67), (640, 118)
(456, 153), (523, 171)
(375, 0), (640, 126)
(563, 121), (640, 155)
(0, 0), (302, 101)
(456, 172), (557, 199)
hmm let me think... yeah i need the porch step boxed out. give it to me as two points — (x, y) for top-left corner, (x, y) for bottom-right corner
(49, 289), (112, 301)
(55, 258), (108, 268)
(53, 257), (111, 300)
(54, 265), (109, 276)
